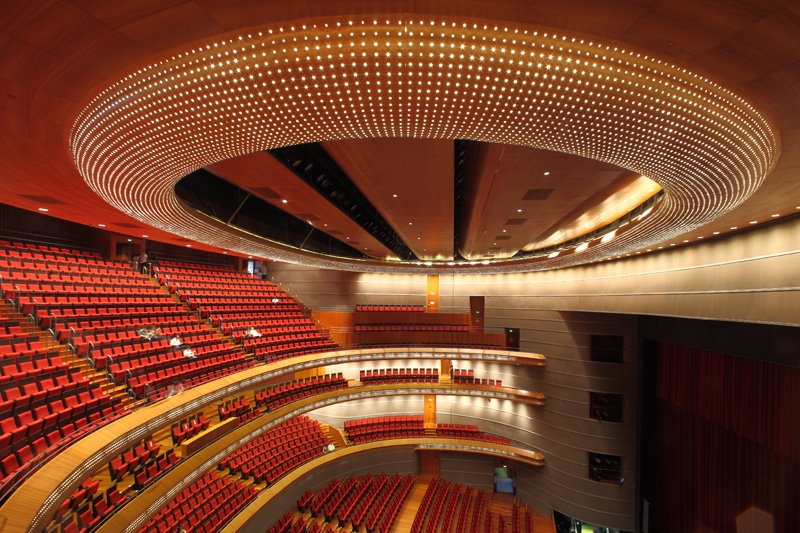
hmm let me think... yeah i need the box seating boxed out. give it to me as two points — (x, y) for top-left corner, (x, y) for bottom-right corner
(343, 415), (424, 444)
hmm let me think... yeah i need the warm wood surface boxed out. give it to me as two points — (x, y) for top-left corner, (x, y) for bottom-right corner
(0, 0), (796, 269)
(0, 346), (545, 532)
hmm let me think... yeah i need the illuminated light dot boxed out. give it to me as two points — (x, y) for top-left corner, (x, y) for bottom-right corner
(38, 208), (49, 212)
(712, 231), (720, 235)
(98, 224), (106, 227)
(749, 220), (757, 224)
(281, 199), (288, 203)
(731, 226), (738, 230)
(771, 214), (779, 218)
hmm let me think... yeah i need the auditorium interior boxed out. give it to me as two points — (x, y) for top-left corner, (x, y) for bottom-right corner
(1, 1), (799, 533)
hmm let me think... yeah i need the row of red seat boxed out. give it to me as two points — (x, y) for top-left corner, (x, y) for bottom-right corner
(364, 473), (416, 533)
(108, 438), (162, 481)
(0, 337), (49, 357)
(137, 471), (257, 533)
(360, 367), (438, 385)
(219, 416), (328, 485)
(218, 396), (249, 421)
(410, 477), (444, 533)
(1, 352), (67, 383)
(132, 450), (182, 491)
(228, 322), (317, 344)
(355, 323), (469, 332)
(344, 415), (425, 444)
(0, 240), (100, 257)
(170, 412), (211, 446)
(436, 424), (511, 445)
(356, 304), (425, 312)
(358, 342), (504, 350)
(438, 483), (463, 533)
(253, 373), (347, 412)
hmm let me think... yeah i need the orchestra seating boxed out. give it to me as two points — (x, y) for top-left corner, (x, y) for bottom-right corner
(290, 473), (415, 533)
(218, 416), (329, 485)
(356, 304), (425, 312)
(137, 471), (257, 533)
(344, 416), (424, 444)
(355, 323), (468, 332)
(436, 423), (510, 445)
(154, 261), (336, 363)
(452, 368), (502, 387)
(360, 367), (438, 385)
(253, 373), (347, 412)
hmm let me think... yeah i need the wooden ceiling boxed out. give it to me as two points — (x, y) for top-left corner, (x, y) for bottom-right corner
(0, 1), (798, 271)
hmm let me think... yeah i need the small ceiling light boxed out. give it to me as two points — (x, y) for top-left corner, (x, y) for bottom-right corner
(281, 199), (288, 204)
(749, 220), (757, 224)
(393, 194), (397, 198)
(517, 209), (522, 213)
(38, 208), (48, 212)
(223, 251), (227, 254)
(98, 224), (106, 227)
(186, 244), (191, 247)
(683, 239), (689, 243)
(543, 171), (550, 176)
(408, 222), (412, 225)
(142, 235), (148, 238)
(730, 226), (738, 230)
(771, 214), (779, 218)
(713, 231), (720, 235)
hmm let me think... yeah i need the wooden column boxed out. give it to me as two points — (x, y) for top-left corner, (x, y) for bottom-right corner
(426, 275), (439, 313)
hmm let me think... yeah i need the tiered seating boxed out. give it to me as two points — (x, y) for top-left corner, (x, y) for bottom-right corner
(128, 341), (252, 402)
(360, 367), (438, 385)
(170, 412), (210, 446)
(453, 485), (475, 533)
(0, 316), (125, 499)
(218, 416), (328, 485)
(155, 262), (336, 363)
(355, 323), (468, 332)
(356, 304), (424, 312)
(253, 373), (347, 412)
(453, 368), (502, 387)
(137, 471), (257, 533)
(344, 415), (424, 444)
(436, 423), (510, 445)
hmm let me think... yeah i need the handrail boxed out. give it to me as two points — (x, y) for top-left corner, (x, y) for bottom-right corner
(12, 285), (21, 311)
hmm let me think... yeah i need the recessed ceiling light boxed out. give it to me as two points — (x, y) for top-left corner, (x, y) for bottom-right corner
(543, 171), (550, 176)
(281, 199), (287, 204)
(697, 236), (703, 239)
(658, 246), (663, 249)
(142, 235), (148, 238)
(98, 224), (105, 227)
(223, 251), (227, 254)
(186, 244), (191, 247)
(683, 239), (689, 243)
(749, 220), (757, 224)
(248, 255), (252, 259)
(670, 244), (675, 246)
(502, 229), (506, 233)
(323, 223), (327, 227)
(712, 231), (720, 235)
(771, 214), (779, 217)
(38, 208), (48, 212)
(417, 237), (421, 240)
(346, 237), (349, 240)
(730, 226), (738, 230)
(392, 194), (397, 198)
(517, 209), (522, 212)
(408, 222), (412, 225)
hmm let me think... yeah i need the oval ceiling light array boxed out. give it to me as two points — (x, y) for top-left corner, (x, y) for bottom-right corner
(70, 16), (778, 273)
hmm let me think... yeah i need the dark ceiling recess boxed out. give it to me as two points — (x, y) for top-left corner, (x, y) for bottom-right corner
(267, 144), (416, 261)
(175, 169), (367, 259)
(452, 139), (468, 260)
(523, 189), (555, 201)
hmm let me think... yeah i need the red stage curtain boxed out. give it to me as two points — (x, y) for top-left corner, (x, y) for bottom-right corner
(656, 343), (800, 462)
(653, 343), (800, 532)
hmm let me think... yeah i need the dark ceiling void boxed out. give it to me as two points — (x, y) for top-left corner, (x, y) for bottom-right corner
(452, 139), (468, 261)
(175, 169), (367, 259)
(267, 144), (416, 261)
